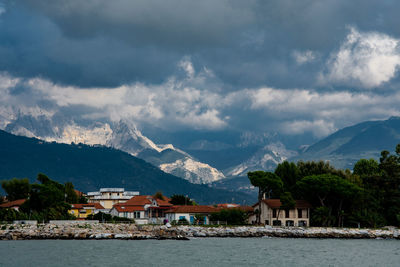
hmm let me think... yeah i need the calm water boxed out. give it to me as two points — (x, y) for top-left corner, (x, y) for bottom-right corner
(0, 238), (399, 267)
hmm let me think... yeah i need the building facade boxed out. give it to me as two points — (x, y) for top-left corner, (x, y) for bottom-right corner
(109, 195), (172, 224)
(250, 199), (311, 227)
(69, 203), (105, 219)
(87, 188), (139, 210)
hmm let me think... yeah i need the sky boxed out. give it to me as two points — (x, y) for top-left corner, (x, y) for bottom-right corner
(1, 0), (400, 141)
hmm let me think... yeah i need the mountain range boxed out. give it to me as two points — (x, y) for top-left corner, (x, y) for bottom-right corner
(4, 114), (225, 184)
(295, 116), (400, 169)
(2, 110), (400, 188)
(0, 130), (254, 204)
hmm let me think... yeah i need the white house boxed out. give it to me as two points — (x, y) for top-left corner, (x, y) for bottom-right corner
(109, 195), (172, 224)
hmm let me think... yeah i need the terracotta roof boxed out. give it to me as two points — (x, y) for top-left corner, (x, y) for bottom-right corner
(261, 199), (312, 208)
(71, 203), (104, 209)
(156, 199), (173, 207)
(113, 205), (145, 212)
(0, 199), (26, 208)
(165, 205), (219, 214)
(74, 189), (85, 197)
(123, 195), (173, 207)
(123, 195), (153, 206)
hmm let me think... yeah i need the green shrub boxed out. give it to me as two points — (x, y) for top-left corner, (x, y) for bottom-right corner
(210, 209), (249, 225)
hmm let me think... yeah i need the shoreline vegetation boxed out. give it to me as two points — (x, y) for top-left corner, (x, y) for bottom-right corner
(0, 223), (399, 240)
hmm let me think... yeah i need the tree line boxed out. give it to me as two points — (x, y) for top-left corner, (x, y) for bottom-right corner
(248, 144), (400, 228)
(0, 173), (87, 222)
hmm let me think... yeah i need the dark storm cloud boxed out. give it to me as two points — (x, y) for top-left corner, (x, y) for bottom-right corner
(2, 0), (400, 140)
(2, 0), (400, 89)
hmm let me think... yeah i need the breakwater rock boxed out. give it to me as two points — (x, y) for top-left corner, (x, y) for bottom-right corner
(174, 226), (399, 239)
(0, 223), (399, 240)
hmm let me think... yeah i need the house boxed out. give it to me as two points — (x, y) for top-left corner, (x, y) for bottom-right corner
(249, 199), (311, 227)
(0, 199), (26, 211)
(109, 195), (173, 224)
(68, 203), (105, 219)
(165, 205), (220, 225)
(86, 188), (139, 209)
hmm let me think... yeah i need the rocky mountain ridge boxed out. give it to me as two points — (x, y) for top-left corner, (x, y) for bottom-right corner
(2, 114), (225, 184)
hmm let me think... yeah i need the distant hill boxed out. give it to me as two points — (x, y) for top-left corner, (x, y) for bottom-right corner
(0, 130), (254, 204)
(295, 117), (400, 169)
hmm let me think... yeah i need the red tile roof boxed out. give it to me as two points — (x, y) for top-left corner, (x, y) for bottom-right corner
(71, 203), (104, 209)
(74, 189), (85, 197)
(0, 199), (26, 208)
(165, 205), (219, 214)
(261, 199), (312, 208)
(123, 195), (173, 207)
(156, 198), (173, 207)
(123, 195), (153, 206)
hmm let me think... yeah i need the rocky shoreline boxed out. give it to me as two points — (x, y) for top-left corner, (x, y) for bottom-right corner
(1, 223), (399, 240)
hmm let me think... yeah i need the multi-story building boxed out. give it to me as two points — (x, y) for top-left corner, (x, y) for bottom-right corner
(87, 188), (139, 210)
(249, 199), (311, 227)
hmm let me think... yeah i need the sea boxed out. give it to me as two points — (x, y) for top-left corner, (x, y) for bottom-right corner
(0, 238), (399, 266)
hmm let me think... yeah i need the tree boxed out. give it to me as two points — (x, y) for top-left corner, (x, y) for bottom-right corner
(378, 146), (400, 225)
(297, 160), (348, 179)
(1, 178), (31, 201)
(275, 161), (300, 194)
(209, 209), (248, 225)
(353, 159), (380, 176)
(65, 182), (78, 204)
(297, 174), (361, 227)
(153, 191), (165, 200)
(248, 171), (283, 224)
(78, 195), (88, 204)
(170, 194), (193, 205)
(352, 158), (384, 227)
(20, 173), (73, 221)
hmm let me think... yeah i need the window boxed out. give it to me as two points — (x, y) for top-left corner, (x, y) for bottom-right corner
(285, 209), (290, 218)
(272, 209), (277, 218)
(286, 220), (294, 226)
(298, 208), (302, 218)
(298, 220), (307, 227)
(134, 211), (141, 218)
(273, 220), (281, 226)
(265, 220), (269, 225)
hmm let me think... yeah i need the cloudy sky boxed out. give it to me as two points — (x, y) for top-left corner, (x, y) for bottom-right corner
(1, 0), (400, 141)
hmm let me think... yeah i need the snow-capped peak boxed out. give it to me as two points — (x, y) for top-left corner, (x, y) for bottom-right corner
(225, 142), (298, 177)
(106, 120), (175, 155)
(160, 157), (225, 184)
